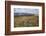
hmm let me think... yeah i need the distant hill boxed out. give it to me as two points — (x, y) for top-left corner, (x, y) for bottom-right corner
(14, 13), (38, 16)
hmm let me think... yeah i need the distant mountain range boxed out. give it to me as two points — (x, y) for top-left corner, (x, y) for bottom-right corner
(14, 13), (38, 16)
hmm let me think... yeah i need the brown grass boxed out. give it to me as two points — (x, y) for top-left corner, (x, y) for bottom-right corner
(14, 16), (39, 27)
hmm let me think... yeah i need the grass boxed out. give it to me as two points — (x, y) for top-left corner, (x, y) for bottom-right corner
(14, 15), (39, 27)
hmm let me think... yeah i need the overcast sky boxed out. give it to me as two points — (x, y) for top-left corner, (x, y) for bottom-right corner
(14, 8), (39, 14)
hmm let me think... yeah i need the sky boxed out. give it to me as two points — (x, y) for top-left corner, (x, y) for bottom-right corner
(14, 8), (39, 14)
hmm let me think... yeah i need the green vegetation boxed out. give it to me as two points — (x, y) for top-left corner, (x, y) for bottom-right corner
(14, 16), (39, 27)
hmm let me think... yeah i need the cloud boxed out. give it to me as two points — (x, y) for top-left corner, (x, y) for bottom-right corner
(14, 8), (39, 14)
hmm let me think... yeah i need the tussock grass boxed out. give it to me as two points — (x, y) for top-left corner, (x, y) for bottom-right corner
(14, 16), (39, 27)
